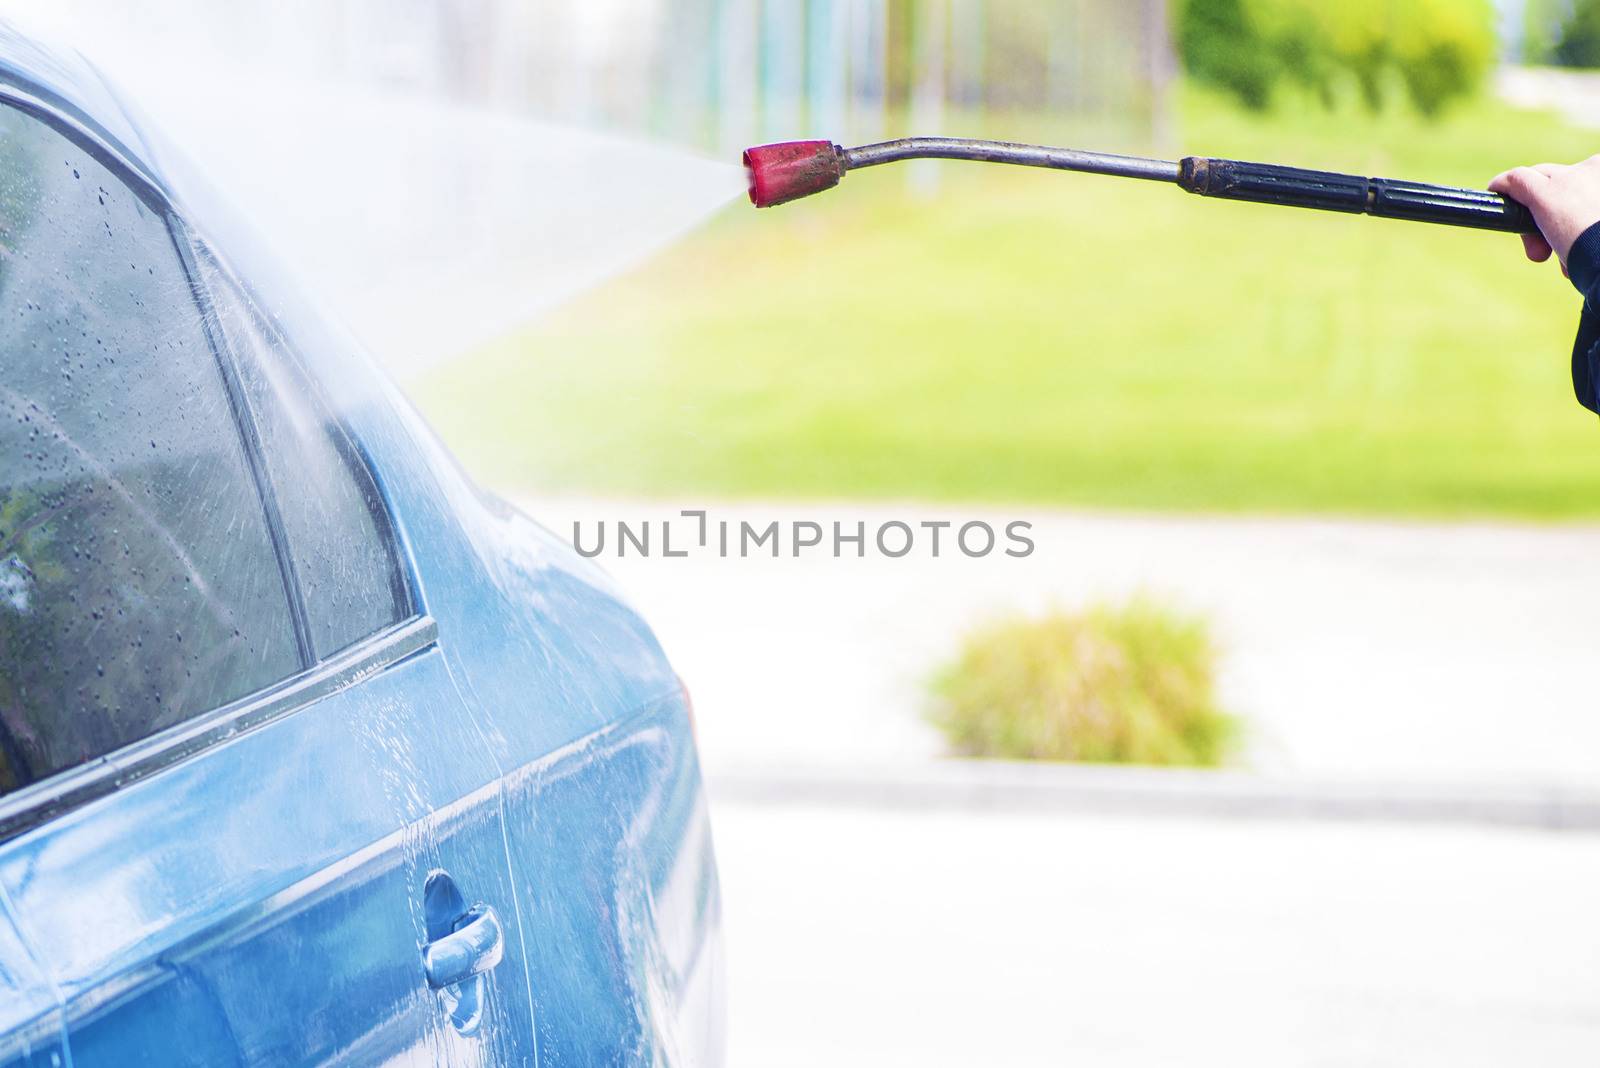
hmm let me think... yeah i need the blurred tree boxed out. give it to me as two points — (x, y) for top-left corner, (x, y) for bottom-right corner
(1176, 0), (1277, 109)
(884, 0), (914, 109)
(1554, 0), (1600, 67)
(1175, 0), (1495, 117)
(1394, 0), (1498, 115)
(1521, 0), (1566, 64)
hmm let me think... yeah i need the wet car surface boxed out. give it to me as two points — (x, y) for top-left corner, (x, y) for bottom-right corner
(0, 23), (723, 1066)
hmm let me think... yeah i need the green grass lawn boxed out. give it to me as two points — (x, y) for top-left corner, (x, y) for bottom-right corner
(416, 89), (1600, 518)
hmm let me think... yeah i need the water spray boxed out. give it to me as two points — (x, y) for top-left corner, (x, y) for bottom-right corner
(743, 138), (1535, 233)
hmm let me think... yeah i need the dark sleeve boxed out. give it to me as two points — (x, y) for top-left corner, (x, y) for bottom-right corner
(1566, 221), (1600, 415)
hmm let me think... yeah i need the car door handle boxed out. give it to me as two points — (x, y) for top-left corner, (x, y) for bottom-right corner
(423, 903), (504, 989)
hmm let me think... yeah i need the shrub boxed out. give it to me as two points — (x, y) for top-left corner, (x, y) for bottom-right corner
(927, 600), (1238, 767)
(1175, 0), (1497, 117)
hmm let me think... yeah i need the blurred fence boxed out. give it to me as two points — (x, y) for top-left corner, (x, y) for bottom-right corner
(36, 0), (1174, 151)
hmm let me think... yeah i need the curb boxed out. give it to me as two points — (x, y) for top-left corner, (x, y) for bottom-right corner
(706, 760), (1600, 832)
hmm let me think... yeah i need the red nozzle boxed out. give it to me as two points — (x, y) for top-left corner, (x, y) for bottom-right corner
(743, 140), (843, 208)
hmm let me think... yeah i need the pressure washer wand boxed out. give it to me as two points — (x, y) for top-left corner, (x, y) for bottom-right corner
(743, 137), (1536, 234)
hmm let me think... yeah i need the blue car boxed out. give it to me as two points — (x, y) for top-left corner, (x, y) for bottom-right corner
(0, 24), (723, 1066)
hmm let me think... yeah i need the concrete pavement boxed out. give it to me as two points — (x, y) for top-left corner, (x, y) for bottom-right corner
(714, 798), (1600, 1066)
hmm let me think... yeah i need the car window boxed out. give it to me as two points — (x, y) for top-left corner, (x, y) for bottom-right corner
(0, 101), (302, 796)
(197, 250), (411, 659)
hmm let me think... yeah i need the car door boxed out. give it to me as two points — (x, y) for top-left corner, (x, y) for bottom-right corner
(387, 447), (726, 1062)
(0, 88), (535, 1064)
(0, 892), (64, 1068)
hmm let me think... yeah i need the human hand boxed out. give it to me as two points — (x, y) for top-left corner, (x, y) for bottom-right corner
(1490, 157), (1600, 271)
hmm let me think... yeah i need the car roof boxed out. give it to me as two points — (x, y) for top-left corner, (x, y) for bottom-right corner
(0, 20), (172, 201)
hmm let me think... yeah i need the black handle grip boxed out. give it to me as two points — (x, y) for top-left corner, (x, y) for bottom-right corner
(1178, 156), (1535, 234)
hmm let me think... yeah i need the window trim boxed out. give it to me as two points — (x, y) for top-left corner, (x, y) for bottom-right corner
(0, 79), (431, 842)
(169, 218), (318, 668)
(187, 237), (419, 649)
